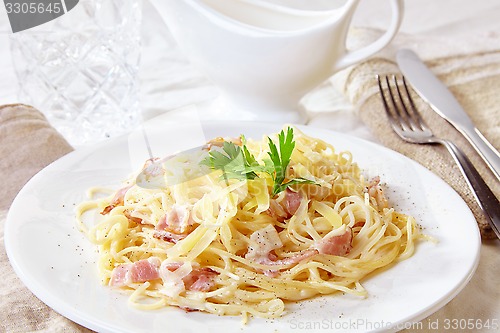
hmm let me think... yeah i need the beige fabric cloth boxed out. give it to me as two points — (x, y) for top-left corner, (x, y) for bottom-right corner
(323, 31), (500, 239)
(0, 104), (74, 211)
(0, 105), (91, 332)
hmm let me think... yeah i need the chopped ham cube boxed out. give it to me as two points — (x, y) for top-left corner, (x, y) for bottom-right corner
(111, 259), (219, 293)
(245, 225), (317, 276)
(284, 188), (302, 215)
(153, 206), (195, 243)
(109, 265), (130, 287)
(153, 230), (187, 243)
(157, 205), (194, 235)
(141, 157), (164, 178)
(110, 257), (161, 287)
(160, 262), (219, 295)
(156, 214), (168, 231)
(130, 258), (161, 283)
(366, 176), (388, 209)
(101, 185), (132, 215)
(183, 267), (218, 292)
(315, 227), (352, 256)
(266, 189), (303, 221)
(267, 199), (288, 220)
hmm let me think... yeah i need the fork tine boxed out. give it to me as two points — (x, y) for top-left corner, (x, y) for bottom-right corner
(377, 75), (403, 133)
(393, 76), (421, 131)
(400, 76), (430, 131)
(377, 75), (391, 115)
(382, 75), (413, 131)
(379, 74), (432, 134)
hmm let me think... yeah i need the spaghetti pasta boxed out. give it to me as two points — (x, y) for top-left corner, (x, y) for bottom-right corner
(76, 126), (423, 321)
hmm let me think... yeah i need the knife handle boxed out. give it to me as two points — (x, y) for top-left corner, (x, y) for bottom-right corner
(462, 126), (500, 181)
(441, 139), (500, 239)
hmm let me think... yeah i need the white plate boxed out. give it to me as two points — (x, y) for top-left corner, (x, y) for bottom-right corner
(5, 122), (480, 333)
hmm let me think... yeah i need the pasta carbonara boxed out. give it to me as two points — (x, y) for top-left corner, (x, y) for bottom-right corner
(76, 126), (423, 321)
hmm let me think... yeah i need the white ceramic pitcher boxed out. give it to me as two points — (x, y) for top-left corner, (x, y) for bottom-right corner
(150, 0), (404, 123)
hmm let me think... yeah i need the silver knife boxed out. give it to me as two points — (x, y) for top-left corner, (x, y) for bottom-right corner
(396, 49), (500, 181)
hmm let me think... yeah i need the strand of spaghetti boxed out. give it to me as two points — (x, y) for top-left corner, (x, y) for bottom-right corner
(397, 216), (417, 261)
(128, 282), (169, 310)
(75, 200), (100, 234)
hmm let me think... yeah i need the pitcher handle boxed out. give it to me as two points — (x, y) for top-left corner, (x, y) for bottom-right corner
(334, 0), (404, 71)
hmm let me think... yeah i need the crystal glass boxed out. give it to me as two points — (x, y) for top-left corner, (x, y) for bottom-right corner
(10, 0), (142, 146)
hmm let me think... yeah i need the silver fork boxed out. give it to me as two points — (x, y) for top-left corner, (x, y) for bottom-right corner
(377, 74), (500, 239)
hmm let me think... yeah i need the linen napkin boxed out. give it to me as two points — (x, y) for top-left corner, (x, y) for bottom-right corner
(311, 29), (500, 239)
(0, 104), (91, 332)
(0, 104), (74, 210)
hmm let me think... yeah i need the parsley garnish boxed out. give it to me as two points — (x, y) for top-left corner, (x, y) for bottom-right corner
(201, 127), (317, 196)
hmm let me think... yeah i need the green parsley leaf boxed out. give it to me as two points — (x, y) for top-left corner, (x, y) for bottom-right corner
(201, 141), (259, 180)
(267, 127), (296, 194)
(201, 127), (319, 196)
(271, 178), (317, 196)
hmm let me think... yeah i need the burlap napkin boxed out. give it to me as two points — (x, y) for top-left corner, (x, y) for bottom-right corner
(0, 104), (91, 332)
(325, 30), (500, 240)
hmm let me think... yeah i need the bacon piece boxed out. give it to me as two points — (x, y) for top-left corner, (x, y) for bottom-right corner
(316, 227), (352, 256)
(366, 176), (388, 209)
(136, 157), (166, 188)
(204, 136), (242, 150)
(110, 259), (218, 292)
(156, 214), (168, 230)
(153, 230), (187, 243)
(258, 249), (319, 277)
(130, 258), (161, 283)
(101, 205), (114, 215)
(109, 257), (161, 287)
(153, 206), (195, 243)
(142, 157), (163, 177)
(245, 225), (317, 276)
(266, 189), (303, 221)
(353, 221), (365, 229)
(160, 205), (194, 234)
(162, 262), (181, 270)
(267, 199), (288, 221)
(272, 249), (318, 266)
(180, 306), (200, 313)
(109, 265), (130, 287)
(183, 267), (218, 292)
(284, 188), (302, 215)
(161, 262), (218, 292)
(123, 211), (143, 224)
(101, 185), (132, 215)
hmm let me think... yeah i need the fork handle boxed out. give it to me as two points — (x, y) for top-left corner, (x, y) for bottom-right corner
(441, 139), (500, 239)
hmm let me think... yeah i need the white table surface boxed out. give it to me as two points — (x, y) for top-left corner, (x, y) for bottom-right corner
(1, 1), (499, 332)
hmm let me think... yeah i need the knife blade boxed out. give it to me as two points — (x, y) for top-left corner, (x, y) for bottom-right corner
(396, 49), (500, 181)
